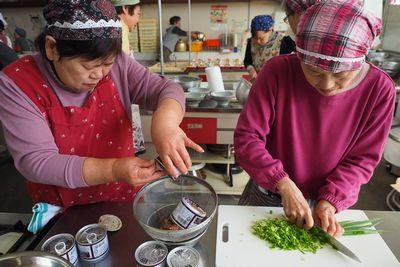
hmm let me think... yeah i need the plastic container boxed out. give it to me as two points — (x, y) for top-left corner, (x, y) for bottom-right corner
(190, 42), (203, 52)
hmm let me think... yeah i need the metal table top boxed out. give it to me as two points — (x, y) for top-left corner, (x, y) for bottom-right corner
(33, 203), (400, 266)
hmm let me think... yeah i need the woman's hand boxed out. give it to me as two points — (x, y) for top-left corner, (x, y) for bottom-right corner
(151, 98), (204, 178)
(112, 157), (164, 186)
(277, 176), (314, 229)
(313, 200), (343, 237)
(249, 67), (258, 80)
(152, 123), (203, 178)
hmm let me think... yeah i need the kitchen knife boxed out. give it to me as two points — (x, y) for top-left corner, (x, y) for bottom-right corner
(314, 225), (362, 263)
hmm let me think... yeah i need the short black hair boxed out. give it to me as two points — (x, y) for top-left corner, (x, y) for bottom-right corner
(35, 32), (122, 61)
(0, 20), (4, 32)
(115, 4), (140, 16)
(169, 16), (181, 25)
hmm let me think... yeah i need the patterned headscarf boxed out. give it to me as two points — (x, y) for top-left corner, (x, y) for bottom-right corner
(251, 15), (274, 33)
(284, 0), (322, 14)
(296, 0), (381, 73)
(43, 0), (121, 41)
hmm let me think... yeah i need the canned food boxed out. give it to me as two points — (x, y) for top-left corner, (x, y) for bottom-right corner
(171, 197), (207, 229)
(166, 246), (200, 267)
(135, 241), (168, 267)
(75, 224), (109, 262)
(41, 233), (78, 265)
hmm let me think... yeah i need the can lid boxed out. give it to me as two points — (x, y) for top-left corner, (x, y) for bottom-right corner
(166, 246), (200, 267)
(41, 233), (75, 254)
(77, 224), (107, 244)
(99, 214), (122, 232)
(135, 241), (168, 266)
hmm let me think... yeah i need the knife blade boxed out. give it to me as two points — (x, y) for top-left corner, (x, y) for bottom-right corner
(314, 225), (361, 263)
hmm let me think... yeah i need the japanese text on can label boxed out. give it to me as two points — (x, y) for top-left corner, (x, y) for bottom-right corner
(78, 236), (109, 260)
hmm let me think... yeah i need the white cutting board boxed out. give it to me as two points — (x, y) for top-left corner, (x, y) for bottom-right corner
(216, 205), (400, 267)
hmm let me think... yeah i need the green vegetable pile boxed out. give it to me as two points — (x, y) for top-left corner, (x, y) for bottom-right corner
(252, 217), (330, 254)
(252, 215), (383, 254)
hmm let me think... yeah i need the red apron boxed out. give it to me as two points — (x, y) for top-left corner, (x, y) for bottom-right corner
(4, 56), (140, 208)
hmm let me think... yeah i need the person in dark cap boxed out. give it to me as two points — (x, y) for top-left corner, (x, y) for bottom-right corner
(244, 15), (284, 81)
(0, 0), (202, 208)
(14, 27), (34, 53)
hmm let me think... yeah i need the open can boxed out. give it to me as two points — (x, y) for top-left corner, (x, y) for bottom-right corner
(135, 241), (168, 267)
(171, 197), (206, 229)
(41, 233), (78, 265)
(75, 224), (109, 262)
(166, 246), (200, 267)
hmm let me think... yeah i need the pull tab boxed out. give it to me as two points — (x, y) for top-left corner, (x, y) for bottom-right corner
(222, 223), (229, 243)
(55, 241), (66, 255)
(86, 232), (97, 244)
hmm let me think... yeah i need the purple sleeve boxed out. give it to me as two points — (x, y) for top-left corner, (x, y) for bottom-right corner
(112, 53), (185, 112)
(317, 75), (396, 212)
(234, 62), (288, 192)
(0, 74), (87, 188)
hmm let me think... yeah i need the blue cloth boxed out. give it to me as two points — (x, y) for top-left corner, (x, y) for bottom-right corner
(251, 15), (274, 32)
(27, 203), (62, 234)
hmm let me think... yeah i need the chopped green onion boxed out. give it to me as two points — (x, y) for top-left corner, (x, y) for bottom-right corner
(252, 217), (331, 254)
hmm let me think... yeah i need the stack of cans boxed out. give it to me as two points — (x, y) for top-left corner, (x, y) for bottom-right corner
(41, 219), (115, 265)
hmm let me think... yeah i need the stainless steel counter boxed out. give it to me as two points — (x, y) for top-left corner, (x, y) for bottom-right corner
(33, 203), (400, 266)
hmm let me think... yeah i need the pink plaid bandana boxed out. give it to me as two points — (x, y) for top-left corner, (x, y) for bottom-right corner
(296, 0), (381, 73)
(284, 0), (322, 14)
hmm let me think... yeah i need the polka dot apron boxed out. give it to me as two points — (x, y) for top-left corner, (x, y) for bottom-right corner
(4, 56), (141, 208)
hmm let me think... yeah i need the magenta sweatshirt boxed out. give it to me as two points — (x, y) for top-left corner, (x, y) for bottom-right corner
(234, 54), (395, 212)
(0, 53), (184, 189)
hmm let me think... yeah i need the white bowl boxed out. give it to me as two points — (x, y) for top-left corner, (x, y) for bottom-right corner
(187, 87), (211, 95)
(210, 91), (235, 107)
(185, 92), (206, 107)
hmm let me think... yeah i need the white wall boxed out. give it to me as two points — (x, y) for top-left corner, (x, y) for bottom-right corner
(0, 0), (282, 42)
(139, 0), (281, 39)
(0, 7), (45, 42)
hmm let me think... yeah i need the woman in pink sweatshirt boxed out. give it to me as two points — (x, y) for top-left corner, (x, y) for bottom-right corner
(234, 0), (395, 237)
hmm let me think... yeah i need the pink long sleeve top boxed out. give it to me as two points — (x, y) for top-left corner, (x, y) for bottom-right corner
(0, 52), (184, 189)
(234, 54), (395, 212)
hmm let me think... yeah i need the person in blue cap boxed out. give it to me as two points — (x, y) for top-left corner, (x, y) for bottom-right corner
(244, 15), (284, 81)
(14, 27), (34, 53)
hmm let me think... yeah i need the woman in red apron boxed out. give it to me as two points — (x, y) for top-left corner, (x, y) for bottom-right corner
(0, 0), (203, 208)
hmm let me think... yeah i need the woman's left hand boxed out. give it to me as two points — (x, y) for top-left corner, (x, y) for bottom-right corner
(313, 200), (343, 238)
(152, 120), (204, 178)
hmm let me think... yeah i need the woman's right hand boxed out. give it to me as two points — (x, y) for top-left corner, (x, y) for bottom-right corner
(111, 157), (164, 186)
(277, 176), (314, 229)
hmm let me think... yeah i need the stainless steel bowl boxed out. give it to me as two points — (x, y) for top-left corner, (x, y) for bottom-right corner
(235, 78), (252, 105)
(0, 251), (73, 267)
(133, 175), (218, 245)
(169, 76), (202, 91)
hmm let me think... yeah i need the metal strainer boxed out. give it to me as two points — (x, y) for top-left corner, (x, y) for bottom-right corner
(132, 176), (218, 245)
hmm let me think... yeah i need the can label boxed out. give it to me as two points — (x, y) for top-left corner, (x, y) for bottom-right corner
(77, 237), (109, 260)
(171, 197), (206, 229)
(41, 233), (78, 265)
(76, 224), (109, 262)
